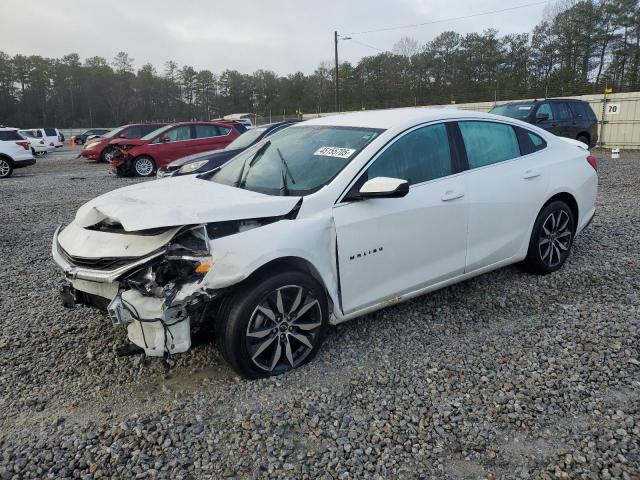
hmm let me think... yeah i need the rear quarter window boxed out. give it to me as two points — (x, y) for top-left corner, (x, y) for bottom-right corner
(515, 127), (547, 155)
(0, 130), (24, 141)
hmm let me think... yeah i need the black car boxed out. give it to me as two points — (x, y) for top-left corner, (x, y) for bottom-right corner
(156, 120), (300, 178)
(73, 128), (112, 145)
(489, 99), (598, 147)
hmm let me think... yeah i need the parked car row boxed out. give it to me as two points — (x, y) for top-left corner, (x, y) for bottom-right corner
(78, 121), (250, 177)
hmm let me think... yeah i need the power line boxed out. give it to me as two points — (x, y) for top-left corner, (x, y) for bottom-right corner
(344, 1), (552, 36)
(348, 38), (385, 52)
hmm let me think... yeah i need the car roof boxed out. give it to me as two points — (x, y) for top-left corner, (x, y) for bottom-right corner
(302, 107), (500, 130)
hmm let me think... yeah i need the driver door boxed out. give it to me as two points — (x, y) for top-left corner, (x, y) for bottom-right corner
(333, 122), (469, 315)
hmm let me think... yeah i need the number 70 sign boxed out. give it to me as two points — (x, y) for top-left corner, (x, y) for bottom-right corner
(607, 103), (620, 115)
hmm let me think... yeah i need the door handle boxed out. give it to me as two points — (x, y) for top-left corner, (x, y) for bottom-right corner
(441, 190), (464, 201)
(523, 169), (541, 179)
(551, 123), (558, 127)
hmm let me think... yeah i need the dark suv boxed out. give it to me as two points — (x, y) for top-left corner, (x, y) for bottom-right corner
(489, 99), (598, 147)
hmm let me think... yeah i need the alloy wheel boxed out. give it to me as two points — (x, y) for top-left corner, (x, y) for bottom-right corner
(246, 285), (322, 373)
(135, 158), (154, 176)
(538, 210), (572, 268)
(0, 159), (11, 178)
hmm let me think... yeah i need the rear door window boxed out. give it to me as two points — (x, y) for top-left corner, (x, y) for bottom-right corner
(194, 124), (219, 138)
(553, 102), (572, 121)
(458, 121), (520, 169)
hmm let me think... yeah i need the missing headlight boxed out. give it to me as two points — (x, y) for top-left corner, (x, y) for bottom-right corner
(124, 225), (213, 298)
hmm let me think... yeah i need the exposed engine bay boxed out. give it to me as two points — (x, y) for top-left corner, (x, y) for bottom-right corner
(53, 211), (301, 360)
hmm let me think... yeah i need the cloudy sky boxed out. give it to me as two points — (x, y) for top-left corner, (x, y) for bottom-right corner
(0, 0), (551, 75)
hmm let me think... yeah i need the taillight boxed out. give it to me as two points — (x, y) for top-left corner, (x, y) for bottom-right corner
(39, 139), (44, 144)
(50, 142), (54, 146)
(586, 155), (598, 172)
(15, 141), (29, 150)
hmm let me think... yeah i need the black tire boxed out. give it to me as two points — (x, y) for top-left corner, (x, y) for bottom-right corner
(522, 200), (575, 274)
(132, 156), (156, 177)
(215, 270), (329, 379)
(577, 134), (590, 147)
(100, 146), (117, 163)
(0, 157), (13, 178)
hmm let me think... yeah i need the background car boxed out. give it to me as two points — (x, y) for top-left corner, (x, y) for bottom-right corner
(157, 120), (299, 178)
(0, 127), (36, 178)
(489, 99), (598, 147)
(110, 121), (245, 177)
(42, 128), (63, 148)
(72, 128), (112, 145)
(80, 123), (167, 162)
(18, 129), (55, 156)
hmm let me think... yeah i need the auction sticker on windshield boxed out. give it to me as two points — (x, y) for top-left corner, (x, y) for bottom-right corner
(314, 146), (356, 159)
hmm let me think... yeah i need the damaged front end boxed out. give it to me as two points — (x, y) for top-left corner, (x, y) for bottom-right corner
(53, 224), (218, 358)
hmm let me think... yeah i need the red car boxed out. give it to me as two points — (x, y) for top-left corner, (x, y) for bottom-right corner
(80, 123), (167, 162)
(110, 121), (244, 177)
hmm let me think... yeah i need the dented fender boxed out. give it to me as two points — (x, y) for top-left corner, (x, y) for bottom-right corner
(202, 213), (342, 320)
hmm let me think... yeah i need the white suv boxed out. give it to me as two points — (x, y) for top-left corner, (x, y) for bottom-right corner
(0, 127), (36, 178)
(52, 108), (597, 378)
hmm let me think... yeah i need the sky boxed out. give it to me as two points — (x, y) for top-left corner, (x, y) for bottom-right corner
(0, 0), (552, 75)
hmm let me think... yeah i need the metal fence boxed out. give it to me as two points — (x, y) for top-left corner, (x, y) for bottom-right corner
(303, 90), (640, 149)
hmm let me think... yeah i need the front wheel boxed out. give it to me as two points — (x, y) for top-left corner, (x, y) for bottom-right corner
(101, 146), (117, 163)
(0, 157), (13, 178)
(523, 200), (575, 274)
(215, 270), (329, 378)
(132, 156), (156, 177)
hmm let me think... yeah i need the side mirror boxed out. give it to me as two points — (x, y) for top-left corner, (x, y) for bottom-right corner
(536, 112), (549, 123)
(358, 177), (409, 199)
(160, 137), (171, 143)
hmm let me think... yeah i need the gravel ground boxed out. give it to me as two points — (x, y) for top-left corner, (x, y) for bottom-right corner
(0, 147), (638, 479)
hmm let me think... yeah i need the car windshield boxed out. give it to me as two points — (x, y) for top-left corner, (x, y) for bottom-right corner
(141, 125), (174, 141)
(225, 127), (267, 150)
(490, 104), (535, 119)
(208, 125), (382, 196)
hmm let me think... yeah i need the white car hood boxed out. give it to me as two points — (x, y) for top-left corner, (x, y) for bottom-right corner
(75, 176), (301, 231)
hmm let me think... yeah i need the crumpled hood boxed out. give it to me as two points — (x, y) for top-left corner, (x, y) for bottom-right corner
(75, 176), (301, 231)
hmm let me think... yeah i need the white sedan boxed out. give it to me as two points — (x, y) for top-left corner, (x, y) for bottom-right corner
(52, 108), (597, 378)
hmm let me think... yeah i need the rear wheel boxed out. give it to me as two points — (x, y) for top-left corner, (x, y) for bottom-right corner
(132, 156), (156, 177)
(0, 157), (13, 178)
(215, 270), (328, 378)
(577, 134), (590, 147)
(523, 200), (575, 274)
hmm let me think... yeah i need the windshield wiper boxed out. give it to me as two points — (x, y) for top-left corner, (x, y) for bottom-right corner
(277, 147), (296, 196)
(236, 140), (271, 188)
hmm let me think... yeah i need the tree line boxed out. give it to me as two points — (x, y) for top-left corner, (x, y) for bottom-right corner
(0, 0), (638, 128)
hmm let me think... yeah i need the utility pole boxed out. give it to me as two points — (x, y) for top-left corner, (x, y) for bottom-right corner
(334, 30), (339, 113)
